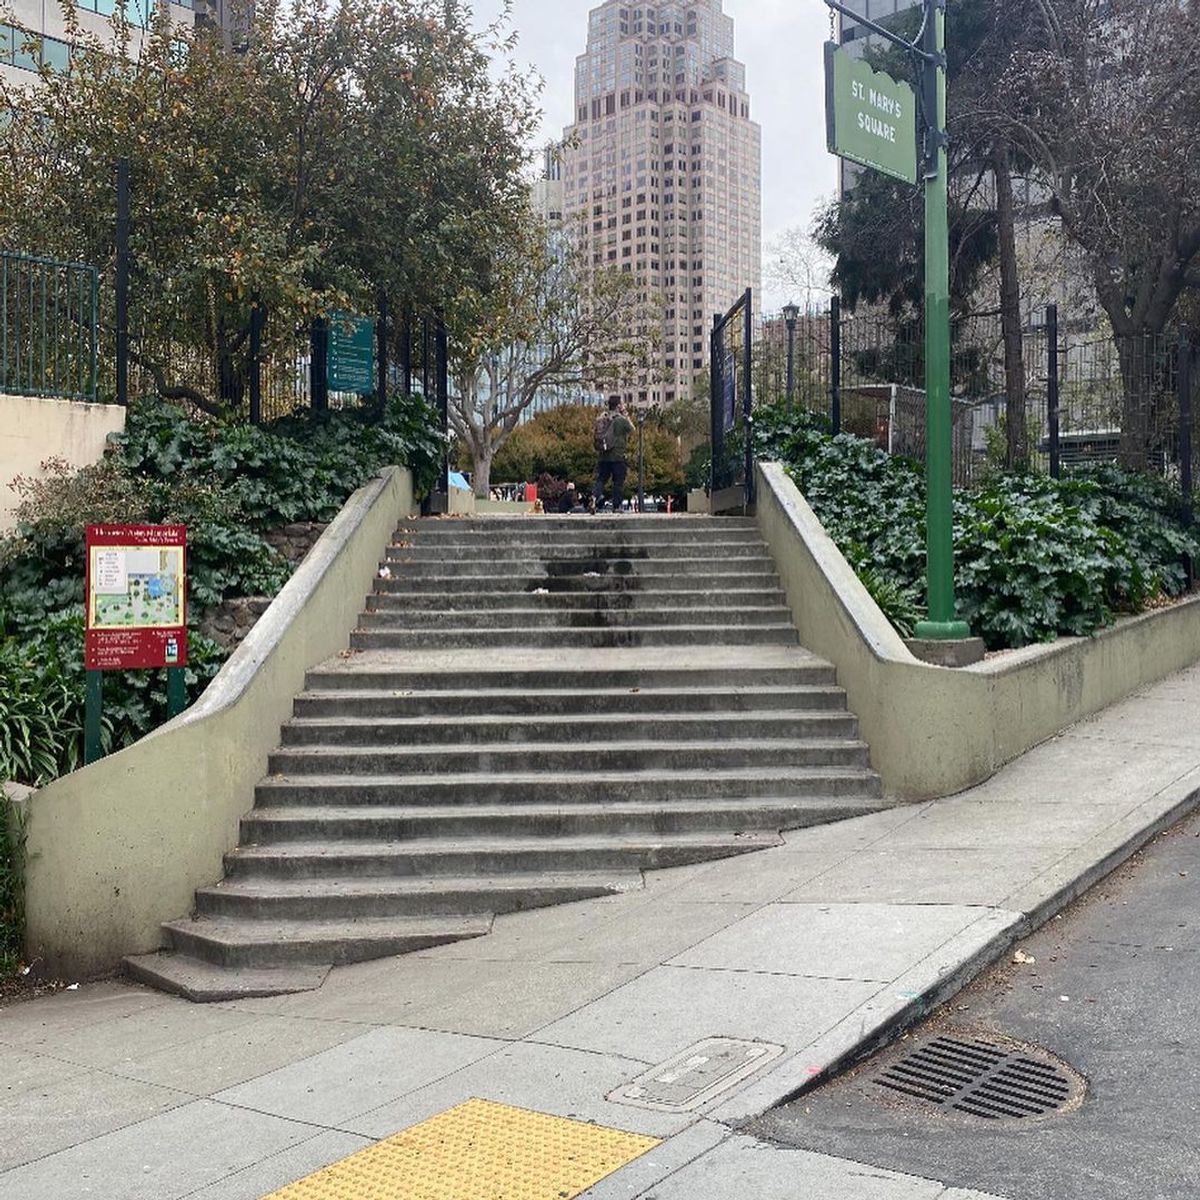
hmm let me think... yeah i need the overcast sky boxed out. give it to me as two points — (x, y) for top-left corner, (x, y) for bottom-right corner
(469, 0), (838, 310)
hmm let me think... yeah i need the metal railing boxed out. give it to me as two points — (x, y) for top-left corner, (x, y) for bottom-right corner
(1, 251), (99, 402)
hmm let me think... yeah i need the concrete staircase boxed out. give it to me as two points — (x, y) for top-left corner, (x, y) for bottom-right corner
(126, 515), (888, 1001)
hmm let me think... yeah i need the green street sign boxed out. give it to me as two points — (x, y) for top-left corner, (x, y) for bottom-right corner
(327, 311), (376, 395)
(825, 41), (918, 186)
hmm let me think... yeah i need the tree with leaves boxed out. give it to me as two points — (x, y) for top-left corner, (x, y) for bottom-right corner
(1001, 0), (1200, 465)
(447, 215), (660, 498)
(0, 0), (538, 416)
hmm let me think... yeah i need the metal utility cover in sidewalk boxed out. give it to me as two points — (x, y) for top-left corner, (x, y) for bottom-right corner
(260, 1098), (660, 1200)
(610, 1038), (786, 1113)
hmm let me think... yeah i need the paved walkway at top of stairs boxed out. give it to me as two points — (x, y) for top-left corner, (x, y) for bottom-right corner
(5, 663), (1200, 1199)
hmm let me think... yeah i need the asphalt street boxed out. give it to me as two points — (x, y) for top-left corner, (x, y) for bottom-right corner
(749, 808), (1200, 1200)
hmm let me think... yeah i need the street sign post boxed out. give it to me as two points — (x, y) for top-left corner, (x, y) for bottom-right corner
(327, 311), (376, 395)
(823, 0), (969, 642)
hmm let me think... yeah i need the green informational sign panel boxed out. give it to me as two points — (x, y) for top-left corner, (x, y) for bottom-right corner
(327, 311), (376, 395)
(825, 42), (918, 186)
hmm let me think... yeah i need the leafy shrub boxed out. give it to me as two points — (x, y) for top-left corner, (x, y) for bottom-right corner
(0, 393), (438, 789)
(0, 793), (25, 979)
(116, 393), (444, 526)
(756, 407), (1198, 650)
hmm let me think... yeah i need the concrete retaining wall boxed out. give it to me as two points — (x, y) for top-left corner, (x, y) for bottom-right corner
(0, 393), (126, 532)
(22, 467), (415, 979)
(756, 461), (1200, 801)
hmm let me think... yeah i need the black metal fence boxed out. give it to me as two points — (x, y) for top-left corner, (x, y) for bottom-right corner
(760, 303), (1200, 495)
(0, 251), (98, 402)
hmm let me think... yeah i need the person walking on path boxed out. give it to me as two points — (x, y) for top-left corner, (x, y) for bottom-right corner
(591, 397), (635, 513)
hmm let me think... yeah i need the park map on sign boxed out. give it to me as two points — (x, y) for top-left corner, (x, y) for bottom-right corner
(90, 547), (184, 629)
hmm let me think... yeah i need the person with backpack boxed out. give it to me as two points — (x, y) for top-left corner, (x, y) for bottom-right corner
(590, 397), (635, 513)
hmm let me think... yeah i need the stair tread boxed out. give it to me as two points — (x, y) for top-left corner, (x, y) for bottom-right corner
(230, 831), (783, 857)
(124, 954), (331, 1001)
(200, 872), (645, 897)
(297, 686), (841, 700)
(259, 766), (879, 785)
(245, 796), (887, 821)
(162, 914), (494, 941)
(273, 737), (869, 756)
(284, 709), (853, 728)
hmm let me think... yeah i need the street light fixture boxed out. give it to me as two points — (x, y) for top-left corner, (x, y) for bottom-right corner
(782, 302), (800, 413)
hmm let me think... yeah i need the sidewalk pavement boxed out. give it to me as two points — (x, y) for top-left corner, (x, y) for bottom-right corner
(3, 663), (1200, 1200)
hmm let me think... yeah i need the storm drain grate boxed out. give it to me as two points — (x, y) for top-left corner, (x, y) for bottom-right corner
(875, 1035), (1076, 1119)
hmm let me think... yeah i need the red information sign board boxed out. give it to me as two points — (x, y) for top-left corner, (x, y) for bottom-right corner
(85, 525), (188, 671)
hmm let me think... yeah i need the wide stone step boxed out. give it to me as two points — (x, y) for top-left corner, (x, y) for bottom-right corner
(267, 738), (871, 777)
(349, 625), (799, 650)
(356, 606), (792, 631)
(378, 556), (773, 578)
(366, 589), (788, 612)
(195, 872), (643, 920)
(253, 766), (883, 808)
(385, 542), (770, 561)
(124, 954), (331, 1003)
(396, 518), (758, 537)
(279, 710), (859, 747)
(161, 914), (493, 968)
(224, 831), (781, 880)
(373, 572), (782, 594)
(240, 797), (888, 844)
(293, 684), (850, 720)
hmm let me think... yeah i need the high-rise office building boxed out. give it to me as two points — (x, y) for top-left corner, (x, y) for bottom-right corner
(561, 0), (761, 406)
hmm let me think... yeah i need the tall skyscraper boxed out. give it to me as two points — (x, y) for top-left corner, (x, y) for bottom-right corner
(561, 0), (761, 407)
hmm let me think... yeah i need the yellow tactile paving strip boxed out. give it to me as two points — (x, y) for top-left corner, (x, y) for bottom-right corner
(261, 1098), (662, 1200)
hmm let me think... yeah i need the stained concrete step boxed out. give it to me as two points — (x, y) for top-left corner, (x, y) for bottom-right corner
(302, 665), (836, 692)
(396, 518), (758, 536)
(279, 711), (859, 746)
(366, 589), (788, 612)
(267, 739), (871, 777)
(378, 557), (774, 578)
(349, 625), (799, 650)
(124, 953), (331, 1003)
(161, 913), (493, 968)
(239, 797), (888, 844)
(195, 872), (643, 920)
(224, 831), (782, 880)
(292, 685), (851, 720)
(356, 606), (792, 631)
(385, 543), (771, 561)
(253, 767), (882, 808)
(373, 572), (782, 594)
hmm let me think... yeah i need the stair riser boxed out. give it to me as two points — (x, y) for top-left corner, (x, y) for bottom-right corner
(194, 883), (624, 921)
(303, 667), (835, 691)
(225, 841), (764, 881)
(366, 591), (788, 612)
(253, 773), (883, 807)
(293, 690), (850, 720)
(374, 574), (781, 594)
(164, 924), (483, 969)
(386, 544), (770, 562)
(349, 627), (799, 650)
(240, 802), (883, 844)
(269, 743), (870, 776)
(279, 715), (859, 746)
(356, 608), (792, 631)
(394, 525), (759, 542)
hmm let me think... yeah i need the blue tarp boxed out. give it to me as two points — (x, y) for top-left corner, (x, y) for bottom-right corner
(448, 471), (471, 492)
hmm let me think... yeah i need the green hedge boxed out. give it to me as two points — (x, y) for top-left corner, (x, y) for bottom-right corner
(758, 409), (1197, 650)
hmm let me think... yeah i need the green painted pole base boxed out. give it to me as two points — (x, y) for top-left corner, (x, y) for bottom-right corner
(913, 618), (972, 641)
(84, 670), (103, 765)
(166, 667), (187, 719)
